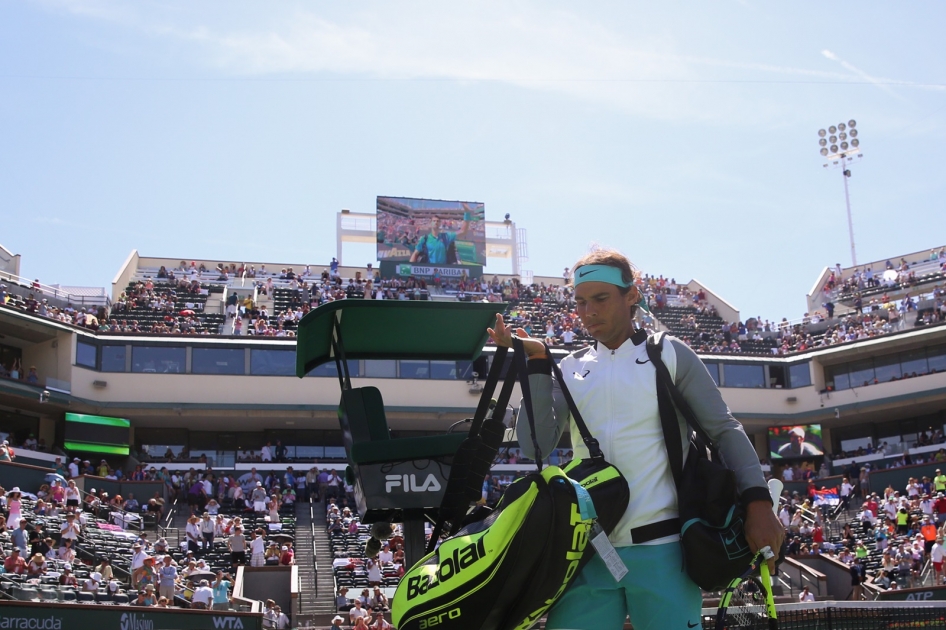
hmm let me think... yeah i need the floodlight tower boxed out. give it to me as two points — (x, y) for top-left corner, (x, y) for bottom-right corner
(818, 119), (863, 267)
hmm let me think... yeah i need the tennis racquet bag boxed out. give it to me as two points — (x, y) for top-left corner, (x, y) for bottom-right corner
(392, 465), (596, 630)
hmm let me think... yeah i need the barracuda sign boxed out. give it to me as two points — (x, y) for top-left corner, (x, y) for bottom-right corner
(0, 616), (62, 629)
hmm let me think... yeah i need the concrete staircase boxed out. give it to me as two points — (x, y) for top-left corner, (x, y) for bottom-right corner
(294, 499), (339, 627)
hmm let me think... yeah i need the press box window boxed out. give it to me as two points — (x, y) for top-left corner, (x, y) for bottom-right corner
(131, 346), (185, 374)
(192, 348), (244, 375)
(76, 341), (97, 369)
(251, 349), (296, 376)
(722, 363), (765, 388)
(788, 363), (812, 388)
(100, 345), (127, 373)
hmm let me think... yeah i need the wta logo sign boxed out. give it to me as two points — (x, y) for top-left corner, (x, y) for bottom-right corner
(119, 614), (153, 630)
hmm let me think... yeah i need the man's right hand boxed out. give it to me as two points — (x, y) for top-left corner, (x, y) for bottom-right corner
(487, 314), (547, 359)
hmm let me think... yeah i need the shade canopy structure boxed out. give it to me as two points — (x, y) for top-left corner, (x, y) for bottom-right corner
(295, 300), (506, 378)
(294, 299), (509, 570)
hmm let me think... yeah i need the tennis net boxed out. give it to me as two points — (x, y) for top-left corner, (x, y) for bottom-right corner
(700, 600), (946, 629)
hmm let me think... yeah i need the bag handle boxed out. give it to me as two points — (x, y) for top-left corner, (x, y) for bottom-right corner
(545, 346), (605, 460)
(511, 339), (605, 462)
(467, 345), (510, 439)
(512, 337), (544, 470)
(426, 350), (520, 553)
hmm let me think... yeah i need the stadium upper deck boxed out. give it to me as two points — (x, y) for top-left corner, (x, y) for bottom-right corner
(1, 244), (945, 473)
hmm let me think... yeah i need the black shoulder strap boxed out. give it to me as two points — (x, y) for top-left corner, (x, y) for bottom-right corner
(645, 333), (716, 448)
(545, 347), (604, 459)
(646, 334), (685, 489)
(427, 347), (519, 550)
(512, 337), (544, 470)
(510, 339), (607, 466)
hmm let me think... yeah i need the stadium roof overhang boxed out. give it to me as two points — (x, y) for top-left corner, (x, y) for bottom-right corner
(295, 300), (506, 377)
(0, 309), (66, 344)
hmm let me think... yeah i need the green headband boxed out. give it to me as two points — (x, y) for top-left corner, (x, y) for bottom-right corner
(573, 264), (650, 313)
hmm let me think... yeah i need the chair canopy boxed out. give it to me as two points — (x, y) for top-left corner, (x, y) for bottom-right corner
(295, 300), (505, 378)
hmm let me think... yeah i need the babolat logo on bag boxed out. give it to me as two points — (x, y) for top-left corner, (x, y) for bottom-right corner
(719, 517), (749, 560)
(386, 474), (442, 493)
(393, 467), (596, 630)
(406, 536), (487, 600)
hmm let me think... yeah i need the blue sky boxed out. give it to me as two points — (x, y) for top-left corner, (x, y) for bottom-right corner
(2, 1), (945, 322)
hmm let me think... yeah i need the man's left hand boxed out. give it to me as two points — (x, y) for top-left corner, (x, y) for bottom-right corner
(744, 499), (785, 572)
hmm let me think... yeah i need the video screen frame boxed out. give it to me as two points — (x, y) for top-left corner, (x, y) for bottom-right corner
(768, 423), (824, 459)
(376, 196), (486, 266)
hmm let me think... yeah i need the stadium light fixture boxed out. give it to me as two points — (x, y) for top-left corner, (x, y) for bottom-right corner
(817, 119), (863, 266)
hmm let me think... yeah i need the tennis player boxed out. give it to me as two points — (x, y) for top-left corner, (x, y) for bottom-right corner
(408, 205), (480, 265)
(488, 247), (784, 630)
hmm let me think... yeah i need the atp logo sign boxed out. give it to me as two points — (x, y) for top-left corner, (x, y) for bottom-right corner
(385, 474), (442, 493)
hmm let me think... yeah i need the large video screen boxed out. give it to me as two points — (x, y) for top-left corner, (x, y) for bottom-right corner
(769, 424), (824, 459)
(377, 196), (486, 266)
(64, 413), (131, 456)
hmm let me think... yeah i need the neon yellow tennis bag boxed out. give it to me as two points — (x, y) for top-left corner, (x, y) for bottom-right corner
(392, 466), (596, 630)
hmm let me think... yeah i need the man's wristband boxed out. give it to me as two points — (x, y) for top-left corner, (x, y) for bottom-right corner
(742, 486), (774, 508)
(526, 357), (552, 375)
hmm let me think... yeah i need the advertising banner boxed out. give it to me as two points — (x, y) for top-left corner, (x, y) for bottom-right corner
(379, 260), (482, 280)
(0, 603), (262, 630)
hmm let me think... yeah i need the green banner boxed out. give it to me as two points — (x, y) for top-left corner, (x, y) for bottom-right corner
(0, 603), (261, 630)
(379, 259), (482, 280)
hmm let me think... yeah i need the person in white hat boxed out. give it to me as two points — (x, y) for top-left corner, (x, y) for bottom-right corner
(191, 579), (214, 609)
(59, 563), (78, 587)
(6, 488), (22, 529)
(251, 483), (267, 512)
(83, 571), (102, 592)
(777, 426), (822, 457)
(249, 528), (266, 567)
(330, 615), (345, 628)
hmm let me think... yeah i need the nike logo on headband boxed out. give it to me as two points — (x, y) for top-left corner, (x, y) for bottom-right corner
(578, 269), (598, 278)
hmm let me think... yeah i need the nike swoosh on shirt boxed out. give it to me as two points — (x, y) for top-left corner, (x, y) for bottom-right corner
(635, 358), (650, 365)
(578, 269), (598, 278)
(687, 622), (700, 628)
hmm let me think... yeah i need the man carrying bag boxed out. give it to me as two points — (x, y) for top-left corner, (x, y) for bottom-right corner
(487, 247), (783, 629)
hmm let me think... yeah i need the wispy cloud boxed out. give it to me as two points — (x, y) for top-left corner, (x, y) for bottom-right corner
(30, 1), (942, 122)
(821, 49), (909, 101)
